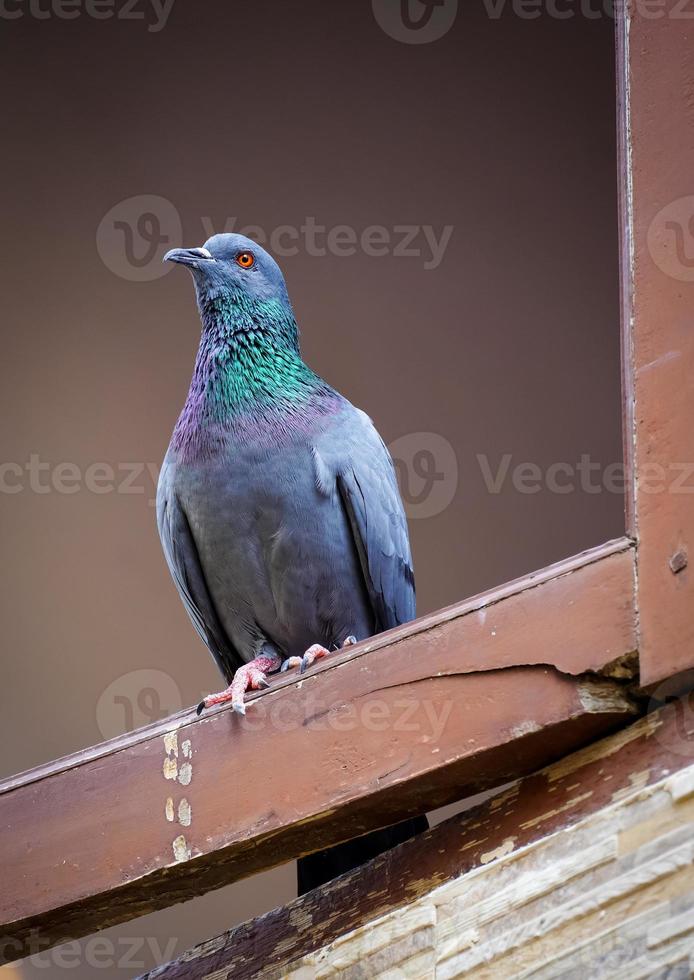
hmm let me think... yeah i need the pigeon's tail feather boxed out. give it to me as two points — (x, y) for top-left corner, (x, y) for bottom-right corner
(296, 815), (429, 895)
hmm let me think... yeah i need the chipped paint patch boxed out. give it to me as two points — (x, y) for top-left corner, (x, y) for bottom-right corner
(163, 757), (178, 781)
(165, 797), (174, 822)
(481, 838), (516, 864)
(163, 731), (180, 780)
(178, 798), (192, 827)
(163, 731), (178, 758)
(511, 721), (542, 739)
(172, 835), (190, 863)
(611, 769), (651, 803)
(182, 739), (192, 759)
(178, 762), (193, 786)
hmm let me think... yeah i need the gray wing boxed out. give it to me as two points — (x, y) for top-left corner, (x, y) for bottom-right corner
(318, 407), (415, 631)
(157, 463), (242, 683)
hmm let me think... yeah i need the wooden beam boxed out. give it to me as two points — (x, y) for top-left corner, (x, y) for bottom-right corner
(0, 539), (637, 963)
(620, 5), (694, 684)
(137, 698), (694, 980)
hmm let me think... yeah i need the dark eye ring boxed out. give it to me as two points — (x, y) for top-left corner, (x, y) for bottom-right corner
(236, 252), (255, 269)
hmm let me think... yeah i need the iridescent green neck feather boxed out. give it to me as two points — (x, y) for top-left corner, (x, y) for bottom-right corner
(172, 289), (339, 460)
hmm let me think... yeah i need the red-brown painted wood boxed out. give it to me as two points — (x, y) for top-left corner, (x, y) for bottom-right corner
(621, 7), (694, 683)
(0, 541), (636, 963)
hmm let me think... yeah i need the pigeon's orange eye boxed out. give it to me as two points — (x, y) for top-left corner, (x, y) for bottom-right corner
(236, 251), (255, 269)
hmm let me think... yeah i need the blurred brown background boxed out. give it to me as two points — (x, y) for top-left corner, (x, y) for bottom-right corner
(0, 0), (622, 975)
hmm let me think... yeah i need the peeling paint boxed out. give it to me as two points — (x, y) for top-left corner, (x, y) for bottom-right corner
(163, 758), (178, 781)
(172, 835), (190, 863)
(480, 838), (516, 864)
(178, 763), (193, 786)
(163, 732), (178, 758)
(163, 731), (180, 781)
(511, 720), (542, 739)
(178, 799), (192, 827)
(165, 797), (174, 822)
(611, 769), (651, 803)
(182, 739), (192, 759)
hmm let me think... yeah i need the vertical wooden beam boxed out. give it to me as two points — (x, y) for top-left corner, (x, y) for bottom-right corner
(621, 7), (694, 684)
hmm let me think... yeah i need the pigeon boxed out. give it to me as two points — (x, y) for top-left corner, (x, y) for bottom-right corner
(158, 233), (427, 891)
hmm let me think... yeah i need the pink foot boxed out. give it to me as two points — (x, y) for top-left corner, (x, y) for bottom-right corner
(197, 652), (280, 716)
(281, 635), (357, 676)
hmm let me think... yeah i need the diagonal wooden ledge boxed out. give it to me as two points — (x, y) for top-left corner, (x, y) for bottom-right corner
(0, 537), (638, 963)
(138, 699), (694, 980)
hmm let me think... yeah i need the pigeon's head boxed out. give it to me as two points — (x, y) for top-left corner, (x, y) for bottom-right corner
(164, 233), (291, 310)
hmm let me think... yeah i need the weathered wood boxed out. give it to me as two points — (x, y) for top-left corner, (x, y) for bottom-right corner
(620, 4), (694, 684)
(138, 698), (694, 980)
(0, 539), (637, 963)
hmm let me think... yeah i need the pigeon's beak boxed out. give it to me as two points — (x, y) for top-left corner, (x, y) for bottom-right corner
(163, 247), (215, 268)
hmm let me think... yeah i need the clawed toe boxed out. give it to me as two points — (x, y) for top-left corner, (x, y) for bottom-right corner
(300, 643), (330, 673)
(197, 651), (281, 715)
(281, 644), (331, 675)
(279, 636), (359, 678)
